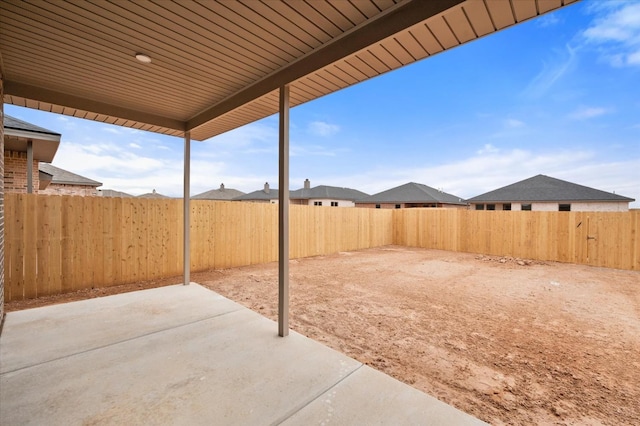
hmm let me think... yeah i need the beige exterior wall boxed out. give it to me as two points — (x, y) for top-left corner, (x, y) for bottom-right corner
(473, 202), (630, 212)
(40, 183), (99, 197)
(357, 203), (402, 209)
(357, 202), (466, 209)
(237, 199), (278, 204)
(4, 151), (40, 193)
(300, 199), (355, 207)
(531, 203), (558, 212)
(570, 202), (629, 212)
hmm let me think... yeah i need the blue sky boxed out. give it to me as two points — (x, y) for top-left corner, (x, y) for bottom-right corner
(6, 0), (640, 207)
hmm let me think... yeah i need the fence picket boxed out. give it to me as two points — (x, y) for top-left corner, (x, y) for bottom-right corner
(4, 194), (638, 301)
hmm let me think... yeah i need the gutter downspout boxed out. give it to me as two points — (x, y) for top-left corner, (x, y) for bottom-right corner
(27, 140), (33, 193)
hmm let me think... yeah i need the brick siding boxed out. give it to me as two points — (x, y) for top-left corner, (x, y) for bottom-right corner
(4, 151), (40, 193)
(40, 183), (99, 196)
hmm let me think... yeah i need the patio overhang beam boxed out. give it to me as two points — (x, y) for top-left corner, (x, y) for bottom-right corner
(4, 81), (185, 132)
(186, 0), (465, 132)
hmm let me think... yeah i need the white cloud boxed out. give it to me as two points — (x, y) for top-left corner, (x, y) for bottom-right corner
(51, 141), (178, 194)
(568, 106), (610, 120)
(101, 125), (143, 136)
(582, 2), (640, 67)
(129, 143), (142, 149)
(477, 144), (499, 155)
(537, 13), (560, 28)
(505, 118), (525, 128)
(523, 45), (577, 98)
(39, 124), (640, 207)
(317, 148), (639, 208)
(628, 49), (640, 65)
(53, 142), (164, 175)
(202, 122), (277, 155)
(291, 143), (348, 157)
(308, 120), (340, 137)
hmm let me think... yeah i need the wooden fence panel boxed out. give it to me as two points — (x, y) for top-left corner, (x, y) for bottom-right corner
(394, 209), (639, 270)
(4, 194), (637, 302)
(6, 194), (24, 300)
(111, 197), (124, 285)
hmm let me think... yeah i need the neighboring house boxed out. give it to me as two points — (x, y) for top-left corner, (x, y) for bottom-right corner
(99, 189), (133, 197)
(233, 182), (279, 203)
(137, 189), (171, 199)
(467, 174), (635, 212)
(3, 114), (61, 193)
(356, 182), (467, 209)
(38, 163), (102, 196)
(192, 183), (245, 200)
(290, 179), (368, 207)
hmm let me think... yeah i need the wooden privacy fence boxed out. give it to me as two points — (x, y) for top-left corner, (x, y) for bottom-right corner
(4, 194), (638, 301)
(4, 194), (393, 301)
(394, 209), (640, 271)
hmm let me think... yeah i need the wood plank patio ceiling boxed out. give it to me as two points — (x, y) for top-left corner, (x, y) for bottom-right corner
(0, 0), (578, 141)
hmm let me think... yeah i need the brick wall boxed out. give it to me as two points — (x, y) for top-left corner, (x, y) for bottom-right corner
(1, 69), (5, 325)
(40, 183), (99, 196)
(4, 151), (40, 193)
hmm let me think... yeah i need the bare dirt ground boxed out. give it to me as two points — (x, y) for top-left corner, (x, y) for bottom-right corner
(7, 246), (640, 425)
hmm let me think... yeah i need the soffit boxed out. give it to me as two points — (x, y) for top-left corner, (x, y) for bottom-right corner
(0, 0), (578, 141)
(4, 127), (61, 162)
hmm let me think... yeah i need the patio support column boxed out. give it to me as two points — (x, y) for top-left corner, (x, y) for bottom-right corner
(26, 140), (33, 193)
(278, 85), (290, 337)
(183, 131), (191, 286)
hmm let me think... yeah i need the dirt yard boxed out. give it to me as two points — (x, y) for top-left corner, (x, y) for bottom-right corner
(7, 246), (640, 425)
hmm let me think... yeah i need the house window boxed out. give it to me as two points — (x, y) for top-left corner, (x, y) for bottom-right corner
(314, 201), (322, 206)
(522, 204), (532, 211)
(475, 204), (484, 210)
(395, 204), (401, 209)
(331, 201), (338, 207)
(503, 203), (511, 211)
(486, 204), (496, 211)
(375, 204), (381, 209)
(559, 204), (571, 211)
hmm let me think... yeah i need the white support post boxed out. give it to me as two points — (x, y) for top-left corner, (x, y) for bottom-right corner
(27, 140), (33, 193)
(183, 131), (191, 286)
(278, 85), (290, 337)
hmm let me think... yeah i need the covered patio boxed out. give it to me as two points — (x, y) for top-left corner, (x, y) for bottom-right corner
(1, 0), (578, 423)
(1, 283), (484, 425)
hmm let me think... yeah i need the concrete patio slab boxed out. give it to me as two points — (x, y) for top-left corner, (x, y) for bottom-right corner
(0, 283), (240, 373)
(0, 284), (485, 425)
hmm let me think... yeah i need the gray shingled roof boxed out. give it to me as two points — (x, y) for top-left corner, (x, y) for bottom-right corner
(4, 115), (62, 162)
(290, 185), (369, 201)
(99, 189), (133, 198)
(38, 163), (102, 187)
(467, 174), (635, 203)
(233, 188), (279, 201)
(193, 184), (245, 200)
(357, 182), (466, 205)
(137, 190), (171, 199)
(4, 114), (61, 136)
